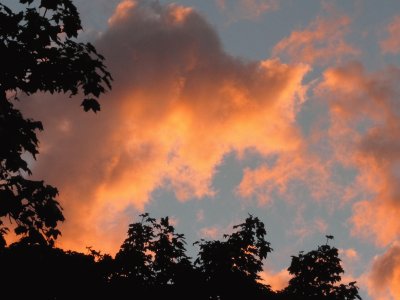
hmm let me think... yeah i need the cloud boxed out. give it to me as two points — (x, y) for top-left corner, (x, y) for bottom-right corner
(108, 0), (137, 25)
(215, 0), (278, 22)
(366, 242), (400, 300)
(20, 1), (309, 254)
(199, 226), (221, 239)
(317, 62), (400, 247)
(258, 269), (290, 292)
(237, 150), (335, 205)
(339, 248), (359, 261)
(288, 204), (328, 241)
(339, 248), (360, 281)
(380, 15), (400, 54)
(273, 12), (359, 65)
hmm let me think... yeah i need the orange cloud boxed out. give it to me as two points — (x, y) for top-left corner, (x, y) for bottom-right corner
(108, 0), (136, 26)
(380, 15), (400, 54)
(339, 248), (359, 261)
(258, 269), (290, 292)
(237, 149), (335, 206)
(317, 62), (400, 247)
(338, 248), (360, 282)
(366, 242), (400, 300)
(273, 13), (359, 65)
(20, 1), (309, 254)
(168, 4), (193, 24)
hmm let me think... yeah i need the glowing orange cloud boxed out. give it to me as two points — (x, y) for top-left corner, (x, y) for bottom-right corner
(237, 149), (336, 206)
(108, 0), (136, 25)
(380, 15), (400, 54)
(317, 62), (400, 247)
(339, 248), (359, 261)
(366, 242), (400, 300)
(20, 1), (309, 254)
(258, 269), (290, 292)
(273, 12), (359, 65)
(168, 4), (193, 24)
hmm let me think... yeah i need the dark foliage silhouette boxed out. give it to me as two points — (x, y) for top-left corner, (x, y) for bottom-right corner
(113, 213), (155, 284)
(0, 213), (362, 299)
(150, 216), (193, 288)
(194, 215), (274, 299)
(0, 0), (112, 246)
(111, 213), (195, 298)
(0, 243), (104, 299)
(279, 236), (362, 300)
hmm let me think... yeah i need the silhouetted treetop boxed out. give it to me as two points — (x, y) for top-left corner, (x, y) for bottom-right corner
(0, 213), (363, 299)
(282, 237), (362, 300)
(195, 215), (272, 281)
(114, 213), (155, 283)
(195, 215), (273, 299)
(151, 216), (191, 286)
(114, 214), (191, 286)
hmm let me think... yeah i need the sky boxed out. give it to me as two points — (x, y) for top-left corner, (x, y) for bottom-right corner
(10, 0), (400, 299)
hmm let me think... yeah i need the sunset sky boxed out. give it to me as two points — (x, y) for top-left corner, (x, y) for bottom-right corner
(11, 0), (400, 299)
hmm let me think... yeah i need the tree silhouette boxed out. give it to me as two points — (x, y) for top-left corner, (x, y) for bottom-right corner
(280, 236), (362, 300)
(151, 216), (192, 287)
(112, 213), (195, 298)
(194, 215), (274, 299)
(113, 213), (155, 285)
(150, 216), (195, 298)
(0, 0), (112, 245)
(0, 212), (364, 299)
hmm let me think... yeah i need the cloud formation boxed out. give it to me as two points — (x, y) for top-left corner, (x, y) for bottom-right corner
(237, 150), (335, 205)
(380, 15), (400, 54)
(317, 62), (400, 247)
(273, 13), (358, 65)
(366, 242), (400, 300)
(259, 269), (290, 291)
(21, 0), (309, 253)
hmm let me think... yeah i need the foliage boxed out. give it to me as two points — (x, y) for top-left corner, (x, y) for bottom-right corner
(114, 213), (156, 284)
(194, 215), (273, 299)
(150, 216), (192, 286)
(0, 214), (362, 299)
(281, 237), (362, 300)
(0, 0), (112, 245)
(0, 243), (104, 299)
(112, 213), (195, 298)
(0, 0), (112, 108)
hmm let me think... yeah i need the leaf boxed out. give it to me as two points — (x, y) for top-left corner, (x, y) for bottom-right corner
(40, 0), (58, 10)
(20, 0), (35, 4)
(14, 225), (28, 235)
(81, 98), (101, 112)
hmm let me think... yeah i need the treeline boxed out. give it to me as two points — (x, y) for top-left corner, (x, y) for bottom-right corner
(0, 213), (361, 299)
